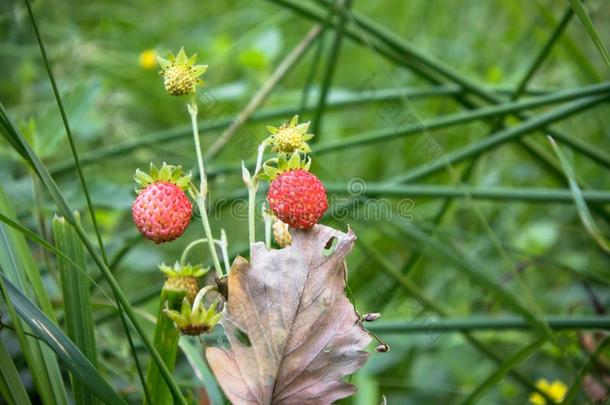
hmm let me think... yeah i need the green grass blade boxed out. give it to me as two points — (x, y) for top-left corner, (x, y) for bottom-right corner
(513, 6), (575, 97)
(204, 25), (323, 161)
(46, 85), (548, 175)
(0, 185), (68, 405)
(548, 136), (610, 253)
(567, 0), (610, 69)
(311, 0), (353, 137)
(272, 0), (608, 189)
(0, 274), (128, 405)
(461, 336), (547, 405)
(355, 235), (556, 403)
(198, 83), (610, 179)
(0, 98), (187, 405)
(561, 335), (610, 404)
(145, 289), (184, 405)
(323, 183), (610, 204)
(23, 0), (108, 263)
(0, 212), (109, 296)
(179, 338), (225, 405)
(535, 0), (602, 80)
(368, 316), (610, 334)
(0, 338), (31, 405)
(391, 95), (608, 184)
(388, 219), (550, 335)
(52, 215), (98, 405)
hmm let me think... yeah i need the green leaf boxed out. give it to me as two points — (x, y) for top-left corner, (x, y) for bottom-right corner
(0, 185), (68, 405)
(548, 136), (610, 253)
(52, 215), (98, 405)
(0, 274), (128, 405)
(0, 338), (31, 405)
(567, 0), (610, 69)
(179, 337), (225, 405)
(144, 288), (183, 405)
(0, 100), (187, 405)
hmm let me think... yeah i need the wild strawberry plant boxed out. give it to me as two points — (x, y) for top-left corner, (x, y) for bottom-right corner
(132, 48), (382, 403)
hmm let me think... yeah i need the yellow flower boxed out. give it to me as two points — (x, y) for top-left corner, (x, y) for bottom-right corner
(529, 379), (567, 405)
(138, 49), (157, 70)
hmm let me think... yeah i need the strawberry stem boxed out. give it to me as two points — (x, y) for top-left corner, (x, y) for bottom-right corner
(180, 237), (225, 268)
(187, 102), (223, 278)
(262, 204), (273, 248)
(245, 142), (268, 247)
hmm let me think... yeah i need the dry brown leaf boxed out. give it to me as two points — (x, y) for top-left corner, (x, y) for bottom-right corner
(206, 225), (371, 404)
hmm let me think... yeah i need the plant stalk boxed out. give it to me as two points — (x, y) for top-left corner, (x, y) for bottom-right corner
(187, 103), (223, 278)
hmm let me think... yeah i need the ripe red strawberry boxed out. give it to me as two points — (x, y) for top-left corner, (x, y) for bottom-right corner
(132, 163), (192, 244)
(267, 169), (328, 229)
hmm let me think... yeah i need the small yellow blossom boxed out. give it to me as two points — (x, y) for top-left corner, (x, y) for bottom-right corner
(529, 379), (567, 405)
(138, 49), (157, 70)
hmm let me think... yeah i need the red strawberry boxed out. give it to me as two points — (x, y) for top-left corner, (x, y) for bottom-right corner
(132, 182), (192, 243)
(131, 163), (193, 244)
(267, 169), (328, 229)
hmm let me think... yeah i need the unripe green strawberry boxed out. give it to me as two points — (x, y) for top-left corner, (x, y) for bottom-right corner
(157, 47), (207, 97)
(159, 262), (208, 302)
(272, 218), (292, 247)
(267, 169), (328, 229)
(132, 163), (192, 244)
(265, 115), (313, 154)
(164, 275), (199, 302)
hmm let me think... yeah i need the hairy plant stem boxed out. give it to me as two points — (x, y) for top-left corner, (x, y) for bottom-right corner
(248, 189), (257, 246)
(262, 205), (273, 249)
(219, 230), (231, 274)
(187, 102), (223, 278)
(245, 142), (268, 247)
(180, 237), (225, 267)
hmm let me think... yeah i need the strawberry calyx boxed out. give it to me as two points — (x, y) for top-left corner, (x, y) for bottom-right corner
(159, 261), (208, 278)
(257, 150), (311, 182)
(134, 162), (192, 194)
(165, 286), (222, 336)
(160, 262), (208, 303)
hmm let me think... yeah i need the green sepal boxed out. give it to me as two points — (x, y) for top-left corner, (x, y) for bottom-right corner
(159, 262), (208, 278)
(133, 162), (192, 193)
(164, 297), (222, 335)
(157, 56), (171, 71)
(257, 151), (311, 182)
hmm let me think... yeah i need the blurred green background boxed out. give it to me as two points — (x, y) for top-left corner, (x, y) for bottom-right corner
(1, 0), (610, 404)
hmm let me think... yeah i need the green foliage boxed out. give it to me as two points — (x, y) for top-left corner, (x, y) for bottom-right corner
(1, 0), (609, 403)
(52, 214), (98, 404)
